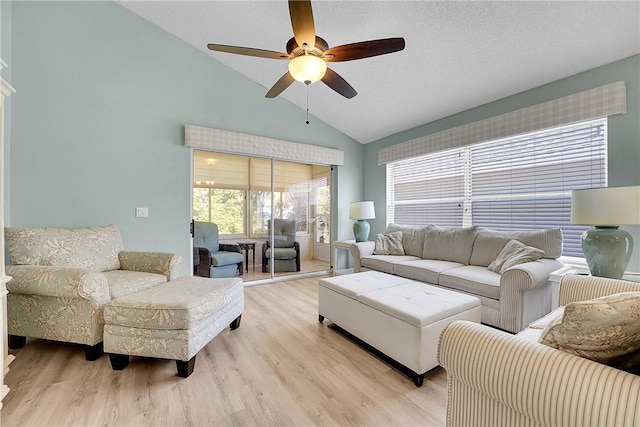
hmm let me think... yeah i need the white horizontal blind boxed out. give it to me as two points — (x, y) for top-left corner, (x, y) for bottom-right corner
(387, 149), (465, 228)
(387, 119), (607, 257)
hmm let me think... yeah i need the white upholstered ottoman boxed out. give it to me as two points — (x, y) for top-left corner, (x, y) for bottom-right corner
(103, 276), (243, 378)
(318, 271), (480, 386)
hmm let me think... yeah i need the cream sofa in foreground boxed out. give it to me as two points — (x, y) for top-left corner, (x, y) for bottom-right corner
(438, 274), (640, 427)
(350, 224), (564, 333)
(4, 225), (183, 360)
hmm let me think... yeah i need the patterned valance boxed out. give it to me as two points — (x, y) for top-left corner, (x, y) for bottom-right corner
(378, 81), (627, 165)
(185, 125), (344, 166)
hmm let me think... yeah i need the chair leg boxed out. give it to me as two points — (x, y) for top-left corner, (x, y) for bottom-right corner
(237, 262), (243, 276)
(230, 315), (242, 330)
(84, 342), (104, 361)
(108, 353), (130, 370)
(177, 356), (196, 378)
(8, 335), (26, 349)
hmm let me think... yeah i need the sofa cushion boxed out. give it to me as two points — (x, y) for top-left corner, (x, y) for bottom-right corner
(5, 224), (123, 272)
(393, 259), (465, 285)
(487, 239), (545, 274)
(210, 250), (244, 267)
(439, 265), (501, 300)
(539, 292), (640, 374)
(470, 228), (562, 267)
(374, 231), (405, 255)
(361, 255), (422, 274)
(422, 225), (479, 265)
(386, 224), (427, 257)
(104, 270), (167, 299)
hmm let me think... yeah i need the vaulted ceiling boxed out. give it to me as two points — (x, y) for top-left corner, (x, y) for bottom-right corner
(119, 1), (640, 144)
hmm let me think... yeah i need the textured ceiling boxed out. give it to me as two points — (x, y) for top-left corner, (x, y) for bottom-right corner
(118, 1), (640, 144)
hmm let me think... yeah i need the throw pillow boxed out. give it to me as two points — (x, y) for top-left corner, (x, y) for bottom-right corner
(539, 292), (640, 374)
(487, 239), (545, 274)
(386, 224), (427, 257)
(373, 231), (405, 255)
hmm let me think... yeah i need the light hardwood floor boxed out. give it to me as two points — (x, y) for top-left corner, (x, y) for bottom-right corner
(1, 277), (448, 426)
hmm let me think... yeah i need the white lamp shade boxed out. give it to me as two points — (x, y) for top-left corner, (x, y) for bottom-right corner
(349, 201), (376, 220)
(288, 55), (327, 84)
(571, 186), (640, 225)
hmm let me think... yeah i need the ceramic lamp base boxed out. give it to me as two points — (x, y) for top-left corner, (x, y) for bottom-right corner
(582, 226), (634, 279)
(353, 220), (370, 242)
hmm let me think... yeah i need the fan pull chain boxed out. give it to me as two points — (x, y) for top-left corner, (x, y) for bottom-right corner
(305, 83), (310, 125)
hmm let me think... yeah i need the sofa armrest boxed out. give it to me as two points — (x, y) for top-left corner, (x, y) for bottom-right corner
(5, 265), (110, 305)
(118, 251), (183, 280)
(499, 258), (563, 332)
(194, 247), (212, 277)
(501, 258), (564, 292)
(559, 274), (640, 306)
(438, 321), (640, 427)
(349, 242), (375, 272)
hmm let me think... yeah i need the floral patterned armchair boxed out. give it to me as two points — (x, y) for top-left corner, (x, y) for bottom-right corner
(4, 224), (182, 360)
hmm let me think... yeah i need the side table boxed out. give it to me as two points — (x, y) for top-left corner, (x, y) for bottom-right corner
(237, 240), (257, 272)
(332, 240), (355, 276)
(549, 264), (640, 309)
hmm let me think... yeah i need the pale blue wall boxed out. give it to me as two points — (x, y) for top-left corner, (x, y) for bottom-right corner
(364, 55), (640, 271)
(7, 1), (363, 274)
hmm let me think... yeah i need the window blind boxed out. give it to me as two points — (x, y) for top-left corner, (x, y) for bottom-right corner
(386, 119), (607, 257)
(386, 148), (465, 228)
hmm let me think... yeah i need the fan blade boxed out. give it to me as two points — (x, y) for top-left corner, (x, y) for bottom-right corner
(266, 72), (296, 98)
(321, 68), (357, 99)
(207, 44), (289, 60)
(324, 37), (405, 62)
(289, 0), (316, 49)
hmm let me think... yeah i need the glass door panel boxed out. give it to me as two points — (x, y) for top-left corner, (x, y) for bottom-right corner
(193, 150), (331, 282)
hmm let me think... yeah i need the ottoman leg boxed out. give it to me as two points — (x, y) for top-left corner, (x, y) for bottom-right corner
(230, 315), (242, 330)
(177, 356), (196, 378)
(8, 335), (26, 349)
(84, 342), (104, 361)
(318, 315), (325, 323)
(108, 354), (130, 370)
(414, 373), (425, 388)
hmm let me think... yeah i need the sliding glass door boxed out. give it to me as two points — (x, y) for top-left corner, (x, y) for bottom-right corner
(193, 150), (332, 281)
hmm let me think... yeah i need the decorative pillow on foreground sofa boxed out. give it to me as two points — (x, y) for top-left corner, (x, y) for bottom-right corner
(350, 224), (564, 333)
(539, 291), (640, 374)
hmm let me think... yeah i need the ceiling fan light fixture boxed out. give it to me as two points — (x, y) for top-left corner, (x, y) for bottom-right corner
(288, 54), (327, 84)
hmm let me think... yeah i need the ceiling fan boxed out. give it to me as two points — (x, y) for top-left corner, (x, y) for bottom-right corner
(207, 0), (405, 99)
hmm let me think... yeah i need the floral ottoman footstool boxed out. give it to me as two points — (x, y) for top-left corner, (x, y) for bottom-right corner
(103, 276), (243, 377)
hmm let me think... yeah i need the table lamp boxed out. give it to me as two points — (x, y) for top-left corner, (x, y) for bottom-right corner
(571, 186), (640, 279)
(349, 201), (376, 242)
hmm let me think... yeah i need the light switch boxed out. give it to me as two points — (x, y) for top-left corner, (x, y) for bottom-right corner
(136, 207), (149, 218)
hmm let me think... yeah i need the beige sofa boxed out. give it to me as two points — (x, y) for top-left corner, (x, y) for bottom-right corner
(438, 274), (640, 426)
(4, 224), (183, 360)
(350, 224), (564, 333)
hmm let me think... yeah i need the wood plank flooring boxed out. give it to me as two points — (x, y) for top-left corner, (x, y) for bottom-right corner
(1, 277), (448, 426)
